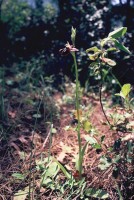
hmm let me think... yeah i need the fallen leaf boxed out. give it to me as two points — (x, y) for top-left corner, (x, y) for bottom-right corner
(57, 152), (66, 162)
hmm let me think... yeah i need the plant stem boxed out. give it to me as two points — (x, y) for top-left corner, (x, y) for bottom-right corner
(72, 53), (82, 179)
(98, 60), (111, 127)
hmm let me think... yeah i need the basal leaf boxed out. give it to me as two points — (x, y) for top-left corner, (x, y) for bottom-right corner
(108, 27), (127, 39)
(12, 173), (25, 180)
(81, 142), (88, 158)
(14, 191), (27, 200)
(42, 177), (52, 185)
(13, 186), (30, 200)
(75, 142), (88, 171)
(45, 162), (59, 178)
(98, 157), (112, 170)
(85, 188), (109, 199)
(92, 143), (101, 149)
(75, 154), (79, 171)
(84, 135), (98, 144)
(53, 158), (71, 179)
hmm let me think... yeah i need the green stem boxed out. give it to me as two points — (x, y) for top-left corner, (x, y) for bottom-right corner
(72, 53), (82, 179)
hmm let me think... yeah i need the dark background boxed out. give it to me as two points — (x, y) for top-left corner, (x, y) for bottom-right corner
(0, 0), (134, 88)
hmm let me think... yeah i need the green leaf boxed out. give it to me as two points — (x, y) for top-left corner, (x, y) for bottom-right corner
(98, 157), (112, 170)
(100, 37), (111, 47)
(115, 84), (131, 99)
(75, 142), (88, 172)
(75, 154), (79, 171)
(42, 177), (52, 185)
(89, 62), (98, 68)
(107, 47), (117, 52)
(41, 177), (55, 190)
(14, 192), (27, 200)
(89, 52), (100, 61)
(86, 47), (101, 61)
(13, 187), (29, 200)
(81, 142), (88, 158)
(84, 135), (98, 144)
(116, 184), (123, 200)
(113, 39), (131, 54)
(86, 46), (100, 53)
(40, 161), (59, 189)
(92, 143), (101, 149)
(12, 173), (25, 180)
(45, 162), (59, 178)
(83, 120), (92, 132)
(121, 83), (131, 97)
(115, 92), (125, 99)
(108, 27), (127, 39)
(53, 158), (71, 179)
(113, 155), (121, 163)
(85, 188), (109, 199)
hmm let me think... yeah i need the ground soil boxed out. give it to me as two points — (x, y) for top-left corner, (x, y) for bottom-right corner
(0, 85), (133, 200)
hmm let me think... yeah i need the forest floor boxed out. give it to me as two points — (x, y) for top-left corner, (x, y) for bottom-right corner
(0, 79), (134, 200)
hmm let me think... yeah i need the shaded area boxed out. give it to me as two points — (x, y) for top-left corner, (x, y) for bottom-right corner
(0, 0), (134, 86)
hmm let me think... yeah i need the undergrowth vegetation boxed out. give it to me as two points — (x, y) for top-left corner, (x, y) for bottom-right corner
(0, 27), (133, 200)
